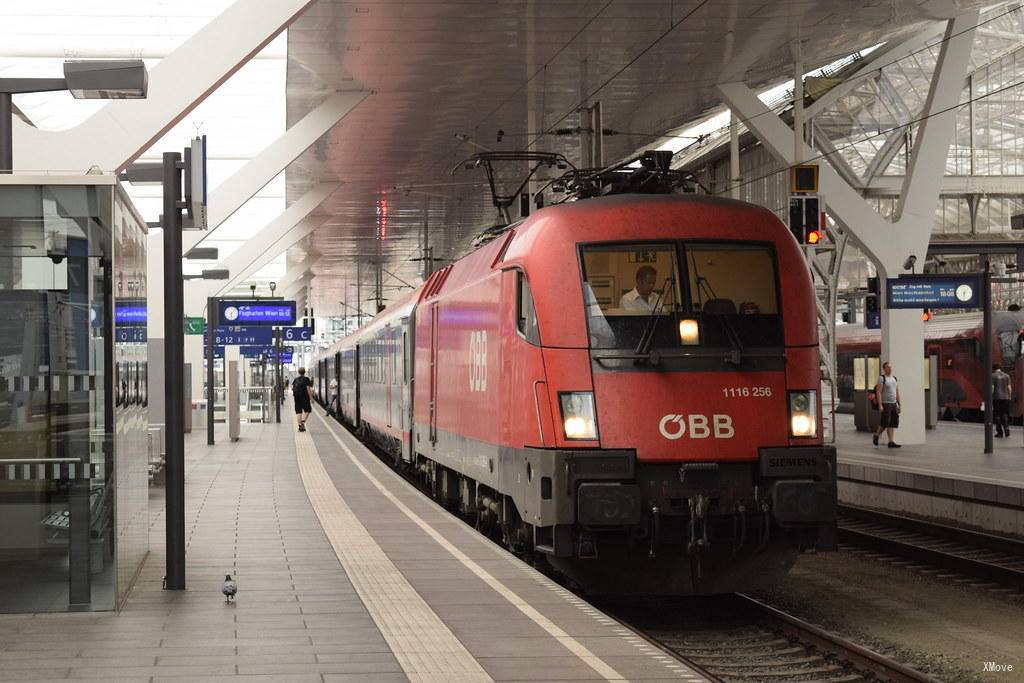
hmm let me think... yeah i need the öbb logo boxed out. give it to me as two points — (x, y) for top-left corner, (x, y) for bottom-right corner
(469, 330), (488, 392)
(659, 414), (735, 440)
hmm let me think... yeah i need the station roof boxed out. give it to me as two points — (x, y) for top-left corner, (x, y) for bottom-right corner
(284, 0), (990, 317)
(0, 1), (996, 314)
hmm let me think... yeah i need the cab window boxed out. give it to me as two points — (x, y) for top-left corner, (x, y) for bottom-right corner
(580, 243), (681, 349)
(517, 271), (540, 345)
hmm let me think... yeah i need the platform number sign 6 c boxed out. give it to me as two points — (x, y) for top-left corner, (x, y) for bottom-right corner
(469, 330), (488, 392)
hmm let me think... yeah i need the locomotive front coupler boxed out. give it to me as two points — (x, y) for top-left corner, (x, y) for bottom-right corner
(686, 494), (710, 555)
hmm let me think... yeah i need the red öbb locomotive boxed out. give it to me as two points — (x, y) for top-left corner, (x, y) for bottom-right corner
(317, 191), (836, 594)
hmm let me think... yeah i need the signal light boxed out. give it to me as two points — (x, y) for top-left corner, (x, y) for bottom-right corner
(922, 309), (932, 322)
(789, 194), (824, 245)
(865, 276), (879, 314)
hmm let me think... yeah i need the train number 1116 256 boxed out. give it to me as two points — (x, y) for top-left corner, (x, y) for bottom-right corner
(722, 386), (772, 398)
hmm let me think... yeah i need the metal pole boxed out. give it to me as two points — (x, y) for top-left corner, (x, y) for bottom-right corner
(206, 296), (216, 446)
(275, 329), (282, 424)
(0, 92), (12, 173)
(163, 151), (186, 590)
(729, 110), (740, 199)
(591, 100), (603, 167)
(422, 211), (431, 282)
(983, 263), (993, 453)
(793, 55), (804, 165)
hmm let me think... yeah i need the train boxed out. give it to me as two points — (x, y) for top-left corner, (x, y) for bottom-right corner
(316, 192), (836, 595)
(836, 311), (1024, 419)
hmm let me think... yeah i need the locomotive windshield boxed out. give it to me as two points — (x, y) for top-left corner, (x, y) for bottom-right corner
(580, 241), (783, 351)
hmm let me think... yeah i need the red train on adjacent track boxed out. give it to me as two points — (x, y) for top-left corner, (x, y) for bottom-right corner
(317, 191), (836, 595)
(836, 311), (1024, 419)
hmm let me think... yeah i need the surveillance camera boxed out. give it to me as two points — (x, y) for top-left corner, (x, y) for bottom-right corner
(903, 254), (917, 271)
(269, 282), (277, 292)
(48, 252), (65, 265)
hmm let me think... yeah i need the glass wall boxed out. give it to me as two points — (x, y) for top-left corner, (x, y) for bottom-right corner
(0, 181), (148, 612)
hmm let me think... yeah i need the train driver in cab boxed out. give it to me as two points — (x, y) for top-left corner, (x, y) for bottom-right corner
(620, 265), (659, 311)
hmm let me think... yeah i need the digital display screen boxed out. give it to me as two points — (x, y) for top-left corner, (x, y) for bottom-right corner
(217, 300), (296, 326)
(886, 275), (982, 309)
(115, 302), (147, 326)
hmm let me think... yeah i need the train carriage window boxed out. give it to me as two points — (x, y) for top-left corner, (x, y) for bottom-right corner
(998, 330), (1017, 365)
(516, 271), (540, 345)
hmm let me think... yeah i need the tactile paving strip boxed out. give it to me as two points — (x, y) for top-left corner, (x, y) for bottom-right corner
(293, 428), (492, 682)
(313, 414), (637, 682)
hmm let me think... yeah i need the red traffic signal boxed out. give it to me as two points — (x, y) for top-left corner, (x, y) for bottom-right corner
(922, 309), (932, 322)
(806, 230), (822, 245)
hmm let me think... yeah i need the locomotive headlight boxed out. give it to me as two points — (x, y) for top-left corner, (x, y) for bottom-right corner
(560, 391), (598, 440)
(678, 319), (700, 345)
(789, 390), (817, 438)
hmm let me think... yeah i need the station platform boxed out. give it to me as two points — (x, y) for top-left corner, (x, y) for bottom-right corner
(0, 414), (704, 682)
(834, 414), (1024, 537)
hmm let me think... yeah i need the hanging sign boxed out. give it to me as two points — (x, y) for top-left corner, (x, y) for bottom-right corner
(216, 300), (296, 326)
(885, 274), (982, 309)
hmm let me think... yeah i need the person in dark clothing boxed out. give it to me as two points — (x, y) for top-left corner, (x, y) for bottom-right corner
(292, 367), (314, 432)
(992, 364), (1012, 438)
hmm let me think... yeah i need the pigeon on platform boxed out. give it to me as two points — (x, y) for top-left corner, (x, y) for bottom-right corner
(222, 574), (237, 603)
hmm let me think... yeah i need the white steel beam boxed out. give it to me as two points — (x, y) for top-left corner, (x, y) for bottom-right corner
(12, 0), (317, 172)
(277, 255), (321, 294)
(212, 184), (338, 296)
(864, 175), (1024, 196)
(183, 91), (368, 253)
(805, 21), (949, 119)
(897, 13), (979, 224)
(716, 12), (977, 446)
(184, 184), (336, 315)
(283, 275), (312, 302)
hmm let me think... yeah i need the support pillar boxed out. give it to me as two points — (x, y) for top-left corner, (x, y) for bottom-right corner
(716, 11), (978, 445)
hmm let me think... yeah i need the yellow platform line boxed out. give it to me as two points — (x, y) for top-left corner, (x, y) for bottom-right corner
(293, 427), (492, 682)
(312, 413), (633, 682)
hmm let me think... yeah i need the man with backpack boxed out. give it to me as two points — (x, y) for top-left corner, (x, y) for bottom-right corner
(291, 367), (314, 432)
(992, 364), (1012, 438)
(873, 362), (901, 449)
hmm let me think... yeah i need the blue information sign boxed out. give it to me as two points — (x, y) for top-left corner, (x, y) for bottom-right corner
(115, 300), (147, 325)
(281, 326), (314, 342)
(210, 345), (294, 359)
(239, 345), (294, 358)
(217, 300), (296, 326)
(885, 274), (982, 309)
(865, 311), (881, 330)
(204, 326), (274, 346)
(116, 327), (147, 343)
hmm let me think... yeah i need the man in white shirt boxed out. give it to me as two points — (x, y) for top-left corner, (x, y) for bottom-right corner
(620, 266), (658, 311)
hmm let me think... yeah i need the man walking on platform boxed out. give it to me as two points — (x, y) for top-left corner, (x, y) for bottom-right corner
(292, 367), (314, 432)
(992, 364), (1012, 438)
(873, 362), (901, 449)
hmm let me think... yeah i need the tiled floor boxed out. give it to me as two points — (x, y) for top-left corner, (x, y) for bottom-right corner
(0, 414), (706, 682)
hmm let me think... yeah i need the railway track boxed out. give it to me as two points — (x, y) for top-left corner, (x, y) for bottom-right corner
(324, 408), (944, 682)
(604, 594), (938, 683)
(838, 505), (1024, 592)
